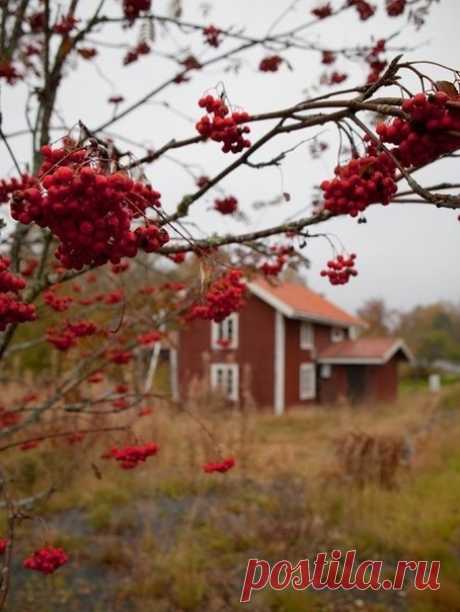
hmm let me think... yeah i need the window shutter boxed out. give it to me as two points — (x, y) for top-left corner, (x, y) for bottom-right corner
(299, 363), (316, 400)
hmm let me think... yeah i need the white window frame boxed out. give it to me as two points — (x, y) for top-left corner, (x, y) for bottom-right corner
(211, 313), (239, 350)
(210, 363), (239, 401)
(299, 363), (316, 400)
(300, 322), (314, 350)
(320, 364), (332, 379)
(349, 326), (358, 341)
(331, 327), (345, 343)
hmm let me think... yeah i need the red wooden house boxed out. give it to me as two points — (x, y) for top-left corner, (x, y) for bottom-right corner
(174, 279), (412, 413)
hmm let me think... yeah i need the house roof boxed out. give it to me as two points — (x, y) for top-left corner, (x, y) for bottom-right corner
(318, 337), (414, 365)
(247, 279), (363, 328)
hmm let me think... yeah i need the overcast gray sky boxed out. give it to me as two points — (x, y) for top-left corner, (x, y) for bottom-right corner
(2, 0), (459, 315)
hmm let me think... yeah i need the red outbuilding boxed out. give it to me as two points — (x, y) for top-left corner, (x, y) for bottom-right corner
(174, 278), (413, 413)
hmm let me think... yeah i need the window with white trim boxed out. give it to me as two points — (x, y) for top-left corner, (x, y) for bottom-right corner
(320, 364), (332, 379)
(300, 322), (314, 350)
(330, 327), (345, 343)
(349, 326), (358, 341)
(211, 313), (239, 350)
(210, 363), (239, 401)
(299, 363), (316, 400)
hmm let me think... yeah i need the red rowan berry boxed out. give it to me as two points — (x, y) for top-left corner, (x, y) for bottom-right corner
(203, 457), (235, 473)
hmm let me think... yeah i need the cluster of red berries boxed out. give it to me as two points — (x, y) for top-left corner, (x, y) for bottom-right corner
(321, 71), (348, 86)
(386, 0), (406, 16)
(169, 252), (186, 264)
(0, 61), (22, 84)
(43, 289), (73, 312)
(259, 245), (293, 277)
(319, 90), (460, 218)
(123, 41), (150, 65)
(46, 320), (97, 351)
(321, 254), (358, 285)
(23, 546), (69, 575)
(104, 289), (124, 305)
(377, 91), (460, 167)
(203, 457), (235, 473)
(196, 96), (251, 154)
(0, 406), (21, 429)
(203, 25), (222, 48)
(0, 539), (8, 554)
(320, 148), (397, 217)
(186, 269), (246, 323)
(107, 349), (133, 365)
(103, 442), (159, 469)
(135, 224), (170, 253)
(347, 0), (376, 20)
(181, 55), (202, 71)
(28, 11), (45, 32)
(259, 55), (283, 72)
(0, 257), (26, 293)
(311, 3), (333, 19)
(122, 0), (151, 22)
(365, 39), (387, 84)
(111, 260), (130, 274)
(0, 257), (36, 331)
(67, 320), (98, 337)
(214, 196), (238, 215)
(10, 144), (166, 270)
(138, 330), (162, 346)
(260, 260), (285, 277)
(0, 174), (35, 204)
(45, 329), (73, 352)
(53, 15), (78, 35)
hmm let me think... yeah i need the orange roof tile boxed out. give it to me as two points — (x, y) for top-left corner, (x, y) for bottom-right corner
(318, 337), (412, 363)
(249, 278), (363, 327)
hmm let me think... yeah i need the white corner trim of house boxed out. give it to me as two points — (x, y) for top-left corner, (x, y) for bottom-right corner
(274, 310), (286, 416)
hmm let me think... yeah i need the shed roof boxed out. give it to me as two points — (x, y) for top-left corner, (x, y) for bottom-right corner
(248, 279), (363, 328)
(318, 337), (413, 365)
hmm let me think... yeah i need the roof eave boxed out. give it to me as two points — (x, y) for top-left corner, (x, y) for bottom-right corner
(318, 357), (385, 365)
(291, 310), (362, 329)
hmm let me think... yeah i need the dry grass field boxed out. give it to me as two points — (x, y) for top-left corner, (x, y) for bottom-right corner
(3, 383), (460, 611)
